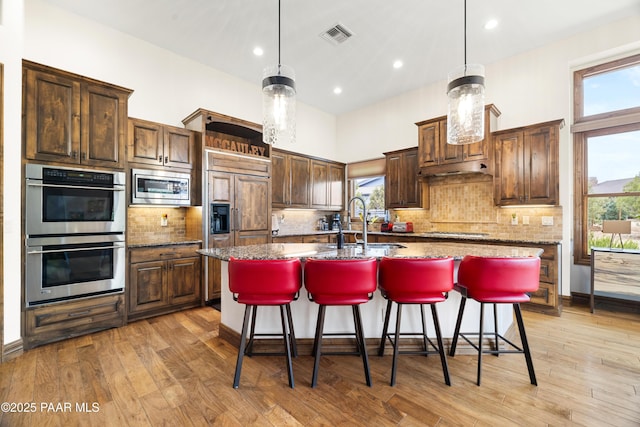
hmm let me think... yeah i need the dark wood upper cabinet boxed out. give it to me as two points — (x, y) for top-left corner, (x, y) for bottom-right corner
(385, 147), (423, 209)
(416, 104), (500, 176)
(272, 148), (344, 211)
(493, 119), (563, 206)
(128, 117), (195, 169)
(23, 60), (131, 169)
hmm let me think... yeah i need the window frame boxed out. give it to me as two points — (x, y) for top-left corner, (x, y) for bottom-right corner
(573, 53), (640, 265)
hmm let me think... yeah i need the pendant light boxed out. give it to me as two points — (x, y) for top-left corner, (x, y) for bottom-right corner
(446, 0), (485, 145)
(262, 0), (296, 145)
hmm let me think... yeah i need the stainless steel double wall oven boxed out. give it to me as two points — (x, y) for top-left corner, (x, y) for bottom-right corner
(25, 164), (126, 306)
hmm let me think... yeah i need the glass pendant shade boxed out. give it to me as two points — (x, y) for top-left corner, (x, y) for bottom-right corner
(262, 64), (296, 145)
(447, 63), (485, 145)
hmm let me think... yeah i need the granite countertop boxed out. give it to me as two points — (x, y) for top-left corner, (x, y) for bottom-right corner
(198, 242), (543, 261)
(275, 230), (560, 245)
(128, 239), (203, 249)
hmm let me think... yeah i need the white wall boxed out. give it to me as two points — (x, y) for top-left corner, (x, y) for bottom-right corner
(336, 14), (640, 296)
(1, 0), (24, 345)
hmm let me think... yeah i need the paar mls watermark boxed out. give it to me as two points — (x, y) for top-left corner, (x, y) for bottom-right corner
(1, 402), (100, 413)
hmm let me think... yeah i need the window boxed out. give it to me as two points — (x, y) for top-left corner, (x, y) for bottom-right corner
(351, 176), (386, 221)
(574, 54), (640, 264)
(346, 158), (387, 223)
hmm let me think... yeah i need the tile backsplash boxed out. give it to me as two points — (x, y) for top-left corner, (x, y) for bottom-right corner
(127, 206), (202, 244)
(275, 174), (562, 240)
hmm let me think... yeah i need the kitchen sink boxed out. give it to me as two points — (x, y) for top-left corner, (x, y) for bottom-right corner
(326, 243), (407, 249)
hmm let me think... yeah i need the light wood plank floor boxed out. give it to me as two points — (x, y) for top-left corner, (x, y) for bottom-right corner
(1, 304), (639, 426)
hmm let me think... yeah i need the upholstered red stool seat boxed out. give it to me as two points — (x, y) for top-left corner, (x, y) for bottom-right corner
(449, 255), (540, 386)
(304, 257), (378, 387)
(377, 257), (454, 386)
(228, 257), (302, 388)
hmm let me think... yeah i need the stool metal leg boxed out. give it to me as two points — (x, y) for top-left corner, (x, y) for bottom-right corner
(477, 302), (485, 386)
(353, 305), (372, 387)
(311, 305), (326, 388)
(285, 304), (298, 358)
(390, 303), (403, 386)
(233, 305), (253, 388)
(493, 303), (499, 357)
(279, 305), (295, 388)
(246, 305), (258, 355)
(378, 299), (393, 356)
(420, 304), (428, 354)
(449, 296), (466, 356)
(514, 303), (537, 386)
(431, 304), (451, 386)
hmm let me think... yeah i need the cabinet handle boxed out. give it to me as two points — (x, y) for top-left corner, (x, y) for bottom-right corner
(68, 310), (91, 318)
(158, 155), (163, 163)
(81, 152), (87, 160)
(165, 156), (169, 164)
(72, 150), (78, 159)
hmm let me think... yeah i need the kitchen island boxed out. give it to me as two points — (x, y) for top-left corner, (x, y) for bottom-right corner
(198, 242), (543, 345)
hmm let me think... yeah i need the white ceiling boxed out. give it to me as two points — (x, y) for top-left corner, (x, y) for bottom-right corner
(41, 0), (640, 115)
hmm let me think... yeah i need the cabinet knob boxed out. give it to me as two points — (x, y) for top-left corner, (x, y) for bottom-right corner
(72, 151), (78, 159)
(158, 155), (163, 163)
(165, 156), (169, 164)
(81, 152), (87, 160)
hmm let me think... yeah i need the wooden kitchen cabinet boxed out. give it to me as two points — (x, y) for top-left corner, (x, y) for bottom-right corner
(128, 117), (195, 169)
(384, 147), (423, 208)
(311, 159), (345, 210)
(416, 104), (500, 176)
(272, 150), (311, 208)
(493, 119), (563, 206)
(207, 164), (271, 300)
(24, 293), (125, 349)
(23, 60), (131, 169)
(128, 243), (202, 321)
(273, 148), (345, 210)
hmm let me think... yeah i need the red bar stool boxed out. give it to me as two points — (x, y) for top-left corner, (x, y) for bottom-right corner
(228, 257), (302, 389)
(449, 255), (540, 386)
(377, 256), (454, 386)
(304, 257), (378, 388)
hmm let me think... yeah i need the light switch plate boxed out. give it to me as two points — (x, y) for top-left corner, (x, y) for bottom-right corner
(522, 216), (530, 225)
(542, 216), (554, 226)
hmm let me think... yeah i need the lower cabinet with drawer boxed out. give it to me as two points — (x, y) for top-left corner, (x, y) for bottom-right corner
(24, 293), (125, 349)
(526, 243), (562, 315)
(128, 243), (202, 321)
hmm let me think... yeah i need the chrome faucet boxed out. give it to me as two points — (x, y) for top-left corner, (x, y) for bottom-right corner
(348, 196), (368, 251)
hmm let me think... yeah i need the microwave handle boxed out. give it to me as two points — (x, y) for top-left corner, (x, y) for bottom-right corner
(26, 182), (125, 191)
(27, 245), (125, 255)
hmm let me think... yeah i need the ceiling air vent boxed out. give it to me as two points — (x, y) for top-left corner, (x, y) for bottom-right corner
(320, 23), (354, 45)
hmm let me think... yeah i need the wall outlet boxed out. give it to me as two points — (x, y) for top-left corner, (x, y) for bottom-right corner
(161, 214), (168, 227)
(542, 216), (554, 226)
(522, 216), (530, 225)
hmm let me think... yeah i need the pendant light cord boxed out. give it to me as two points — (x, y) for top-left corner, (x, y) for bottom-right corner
(463, 0), (467, 73)
(278, 0), (282, 72)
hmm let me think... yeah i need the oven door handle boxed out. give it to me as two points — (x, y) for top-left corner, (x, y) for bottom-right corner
(27, 245), (125, 255)
(26, 182), (125, 191)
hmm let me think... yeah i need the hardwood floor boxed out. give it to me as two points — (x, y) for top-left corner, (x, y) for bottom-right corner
(1, 304), (639, 426)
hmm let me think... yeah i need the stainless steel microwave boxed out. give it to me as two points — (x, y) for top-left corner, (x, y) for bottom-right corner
(131, 168), (191, 206)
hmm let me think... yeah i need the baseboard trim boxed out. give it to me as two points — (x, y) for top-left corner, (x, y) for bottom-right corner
(2, 338), (24, 362)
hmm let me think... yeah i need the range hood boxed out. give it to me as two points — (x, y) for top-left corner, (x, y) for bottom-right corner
(419, 160), (492, 177)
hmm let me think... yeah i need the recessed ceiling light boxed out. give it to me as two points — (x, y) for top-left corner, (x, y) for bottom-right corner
(253, 47), (264, 56)
(393, 60), (403, 69)
(484, 19), (498, 30)
(333, 87), (343, 95)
